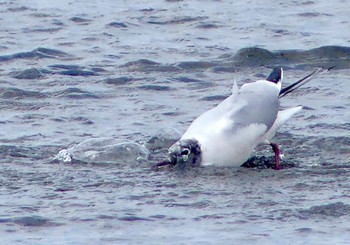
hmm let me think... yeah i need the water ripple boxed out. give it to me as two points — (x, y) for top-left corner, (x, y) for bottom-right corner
(0, 215), (61, 227)
(0, 47), (71, 62)
(298, 202), (350, 218)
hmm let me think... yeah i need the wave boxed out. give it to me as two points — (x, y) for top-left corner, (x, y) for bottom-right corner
(0, 47), (71, 62)
(118, 46), (350, 74)
(232, 45), (350, 69)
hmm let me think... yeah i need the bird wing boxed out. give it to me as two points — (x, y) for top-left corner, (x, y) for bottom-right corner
(182, 80), (280, 141)
(230, 80), (280, 132)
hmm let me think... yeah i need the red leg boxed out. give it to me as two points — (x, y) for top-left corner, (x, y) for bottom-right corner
(270, 143), (281, 170)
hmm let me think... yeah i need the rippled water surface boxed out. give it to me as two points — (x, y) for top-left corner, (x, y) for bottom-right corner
(1, 0), (350, 244)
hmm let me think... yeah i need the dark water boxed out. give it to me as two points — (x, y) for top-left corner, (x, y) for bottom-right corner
(1, 0), (350, 244)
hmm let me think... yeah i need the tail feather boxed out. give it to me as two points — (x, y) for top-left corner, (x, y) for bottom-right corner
(261, 106), (302, 144)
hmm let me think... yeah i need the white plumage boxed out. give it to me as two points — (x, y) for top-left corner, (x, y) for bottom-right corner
(181, 74), (300, 166)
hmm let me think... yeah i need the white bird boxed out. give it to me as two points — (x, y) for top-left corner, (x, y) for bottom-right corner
(155, 67), (329, 170)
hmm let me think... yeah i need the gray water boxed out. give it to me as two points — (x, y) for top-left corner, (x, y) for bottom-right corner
(1, 0), (350, 244)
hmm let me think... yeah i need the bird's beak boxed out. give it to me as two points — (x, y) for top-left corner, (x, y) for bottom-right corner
(152, 142), (182, 170)
(152, 158), (176, 170)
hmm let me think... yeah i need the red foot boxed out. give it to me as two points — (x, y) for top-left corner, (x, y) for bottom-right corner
(270, 143), (281, 170)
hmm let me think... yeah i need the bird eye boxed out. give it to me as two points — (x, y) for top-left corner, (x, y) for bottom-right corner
(181, 148), (190, 156)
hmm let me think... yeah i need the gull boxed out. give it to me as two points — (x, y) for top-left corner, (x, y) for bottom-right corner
(155, 67), (330, 170)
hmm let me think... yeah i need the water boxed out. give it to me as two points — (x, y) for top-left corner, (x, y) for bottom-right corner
(1, 0), (350, 244)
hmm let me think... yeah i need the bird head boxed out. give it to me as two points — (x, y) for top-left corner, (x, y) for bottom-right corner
(154, 139), (202, 169)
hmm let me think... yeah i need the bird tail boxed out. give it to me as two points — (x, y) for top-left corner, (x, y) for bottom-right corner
(262, 106), (302, 143)
(279, 66), (334, 98)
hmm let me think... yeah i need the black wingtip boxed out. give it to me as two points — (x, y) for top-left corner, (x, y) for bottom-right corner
(266, 66), (283, 84)
(279, 66), (332, 98)
(325, 65), (335, 71)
